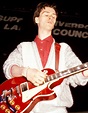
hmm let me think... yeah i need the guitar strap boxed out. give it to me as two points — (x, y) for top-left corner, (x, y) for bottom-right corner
(55, 42), (61, 71)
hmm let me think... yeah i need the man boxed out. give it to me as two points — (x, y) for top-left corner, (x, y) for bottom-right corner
(3, 2), (88, 113)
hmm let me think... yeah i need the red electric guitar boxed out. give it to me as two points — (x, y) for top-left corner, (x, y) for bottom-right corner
(0, 62), (88, 113)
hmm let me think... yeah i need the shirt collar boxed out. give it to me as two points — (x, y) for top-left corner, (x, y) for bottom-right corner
(34, 35), (53, 44)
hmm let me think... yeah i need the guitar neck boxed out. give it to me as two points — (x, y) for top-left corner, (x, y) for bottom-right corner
(45, 62), (88, 82)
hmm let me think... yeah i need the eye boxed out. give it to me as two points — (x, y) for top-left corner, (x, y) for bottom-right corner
(45, 14), (48, 16)
(43, 13), (49, 16)
(52, 15), (56, 19)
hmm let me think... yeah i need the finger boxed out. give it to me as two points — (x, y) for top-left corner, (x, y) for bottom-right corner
(34, 82), (39, 86)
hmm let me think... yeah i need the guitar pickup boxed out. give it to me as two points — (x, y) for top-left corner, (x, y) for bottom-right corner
(20, 82), (29, 92)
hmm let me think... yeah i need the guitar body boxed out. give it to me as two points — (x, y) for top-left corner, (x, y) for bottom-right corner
(1, 62), (88, 113)
(0, 77), (27, 113)
(0, 68), (63, 113)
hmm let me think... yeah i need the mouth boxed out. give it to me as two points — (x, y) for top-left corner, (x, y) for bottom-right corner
(47, 21), (53, 25)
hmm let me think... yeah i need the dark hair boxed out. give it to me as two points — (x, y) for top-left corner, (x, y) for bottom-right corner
(33, 2), (58, 24)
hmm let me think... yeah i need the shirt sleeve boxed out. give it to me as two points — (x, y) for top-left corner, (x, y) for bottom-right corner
(3, 42), (23, 79)
(61, 43), (88, 87)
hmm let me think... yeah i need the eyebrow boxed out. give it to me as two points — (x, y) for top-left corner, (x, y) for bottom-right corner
(41, 11), (56, 16)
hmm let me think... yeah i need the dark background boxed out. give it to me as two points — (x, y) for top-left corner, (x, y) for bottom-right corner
(0, 0), (88, 112)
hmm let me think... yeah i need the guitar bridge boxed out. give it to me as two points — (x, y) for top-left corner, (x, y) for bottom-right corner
(0, 88), (16, 102)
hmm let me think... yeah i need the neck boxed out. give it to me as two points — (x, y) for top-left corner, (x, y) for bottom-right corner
(38, 29), (52, 40)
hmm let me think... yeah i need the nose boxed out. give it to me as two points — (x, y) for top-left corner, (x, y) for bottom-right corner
(49, 15), (52, 19)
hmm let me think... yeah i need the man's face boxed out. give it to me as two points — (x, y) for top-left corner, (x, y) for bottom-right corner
(35, 7), (57, 31)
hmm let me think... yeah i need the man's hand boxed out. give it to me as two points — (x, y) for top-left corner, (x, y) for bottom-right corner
(83, 70), (88, 77)
(26, 68), (47, 86)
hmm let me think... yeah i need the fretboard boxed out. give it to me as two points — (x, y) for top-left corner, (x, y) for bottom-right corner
(45, 62), (88, 82)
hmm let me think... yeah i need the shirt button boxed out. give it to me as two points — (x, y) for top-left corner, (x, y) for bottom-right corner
(40, 48), (43, 51)
(41, 41), (43, 43)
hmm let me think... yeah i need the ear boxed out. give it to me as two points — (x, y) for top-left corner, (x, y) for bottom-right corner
(35, 17), (39, 24)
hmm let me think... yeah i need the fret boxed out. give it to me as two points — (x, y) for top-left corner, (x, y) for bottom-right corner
(67, 69), (71, 73)
(59, 70), (69, 76)
(54, 73), (59, 79)
(46, 76), (50, 82)
(49, 75), (54, 81)
(52, 74), (55, 79)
